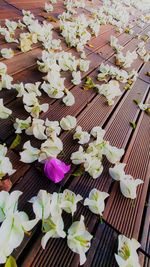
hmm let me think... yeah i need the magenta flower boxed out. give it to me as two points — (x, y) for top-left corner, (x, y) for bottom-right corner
(44, 158), (71, 183)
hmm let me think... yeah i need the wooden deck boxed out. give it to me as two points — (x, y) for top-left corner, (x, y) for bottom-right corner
(0, 0), (150, 266)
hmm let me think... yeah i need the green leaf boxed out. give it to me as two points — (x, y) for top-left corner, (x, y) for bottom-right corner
(5, 256), (17, 267)
(9, 134), (21, 150)
(129, 121), (137, 129)
(72, 166), (84, 177)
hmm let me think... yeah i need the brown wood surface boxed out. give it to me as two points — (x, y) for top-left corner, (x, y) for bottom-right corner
(0, 0), (150, 266)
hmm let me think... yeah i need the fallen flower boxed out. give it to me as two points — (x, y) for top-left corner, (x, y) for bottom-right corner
(0, 99), (12, 119)
(115, 235), (141, 267)
(120, 175), (143, 199)
(44, 158), (71, 183)
(67, 215), (93, 265)
(60, 115), (77, 131)
(84, 189), (109, 217)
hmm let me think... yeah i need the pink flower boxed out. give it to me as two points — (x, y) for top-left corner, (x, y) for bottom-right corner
(44, 158), (71, 183)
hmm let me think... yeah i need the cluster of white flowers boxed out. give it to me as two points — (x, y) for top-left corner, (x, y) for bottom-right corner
(71, 126), (125, 179)
(0, 62), (13, 91)
(0, 144), (15, 179)
(22, 10), (62, 52)
(0, 189), (93, 265)
(13, 82), (49, 118)
(37, 50), (90, 101)
(26, 188), (109, 264)
(91, 1), (130, 33)
(0, 191), (40, 264)
(137, 41), (150, 62)
(115, 235), (141, 267)
(115, 50), (137, 68)
(14, 117), (61, 140)
(19, 115), (77, 162)
(97, 63), (138, 83)
(109, 162), (143, 199)
(60, 14), (91, 57)
(96, 80), (122, 106)
(110, 37), (138, 68)
(20, 135), (63, 163)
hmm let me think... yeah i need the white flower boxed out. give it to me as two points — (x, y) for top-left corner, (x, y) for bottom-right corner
(4, 31), (18, 43)
(25, 82), (41, 96)
(44, 3), (54, 12)
(60, 115), (77, 131)
(39, 137), (63, 161)
(23, 92), (49, 118)
(115, 235), (141, 267)
(41, 214), (66, 249)
(5, 19), (17, 32)
(20, 141), (40, 163)
(90, 126), (105, 142)
(67, 215), (92, 265)
(42, 71), (65, 99)
(79, 59), (90, 72)
(0, 74), (13, 90)
(110, 35), (123, 53)
(96, 80), (122, 106)
(62, 90), (75, 106)
(14, 117), (31, 133)
(73, 126), (90, 144)
(29, 190), (51, 221)
(26, 118), (47, 140)
(72, 71), (81, 85)
(13, 82), (26, 97)
(57, 52), (78, 72)
(71, 146), (85, 165)
(45, 119), (61, 137)
(115, 51), (137, 68)
(84, 155), (103, 179)
(0, 99), (12, 119)
(60, 189), (83, 216)
(1, 48), (14, 59)
(0, 190), (22, 222)
(84, 189), (109, 216)
(19, 32), (33, 52)
(109, 163), (126, 181)
(0, 211), (36, 264)
(120, 175), (143, 199)
(103, 143), (124, 164)
(0, 62), (7, 75)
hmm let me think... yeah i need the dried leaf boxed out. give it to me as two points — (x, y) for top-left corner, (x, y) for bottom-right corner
(5, 256), (17, 267)
(0, 178), (12, 191)
(124, 84), (131, 91)
(9, 134), (21, 150)
(146, 71), (150, 77)
(129, 121), (137, 129)
(133, 99), (139, 105)
(87, 44), (94, 48)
